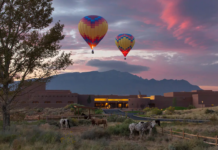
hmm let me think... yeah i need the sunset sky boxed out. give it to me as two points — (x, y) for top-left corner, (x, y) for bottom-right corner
(50, 0), (218, 91)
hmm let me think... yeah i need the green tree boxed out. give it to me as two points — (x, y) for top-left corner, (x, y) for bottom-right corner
(87, 95), (91, 104)
(0, 0), (73, 130)
(172, 98), (177, 107)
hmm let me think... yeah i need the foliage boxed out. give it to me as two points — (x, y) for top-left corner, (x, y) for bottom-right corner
(205, 109), (215, 114)
(143, 107), (152, 112)
(78, 119), (91, 125)
(187, 105), (196, 109)
(142, 107), (162, 115)
(0, 0), (73, 130)
(209, 114), (217, 122)
(95, 109), (103, 114)
(107, 123), (130, 136)
(172, 98), (177, 107)
(168, 139), (211, 150)
(87, 95), (91, 104)
(81, 128), (111, 140)
(69, 118), (79, 126)
(107, 114), (129, 122)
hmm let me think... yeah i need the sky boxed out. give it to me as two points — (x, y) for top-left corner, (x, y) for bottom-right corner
(50, 0), (218, 91)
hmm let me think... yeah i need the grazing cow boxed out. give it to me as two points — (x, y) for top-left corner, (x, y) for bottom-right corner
(129, 120), (160, 139)
(60, 119), (71, 130)
(91, 117), (107, 128)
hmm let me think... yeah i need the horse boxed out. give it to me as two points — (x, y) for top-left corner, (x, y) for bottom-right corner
(129, 120), (160, 139)
(91, 117), (107, 128)
(81, 113), (91, 119)
(59, 119), (71, 130)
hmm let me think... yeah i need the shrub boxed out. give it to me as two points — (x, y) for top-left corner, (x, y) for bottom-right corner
(143, 107), (152, 112)
(78, 119), (91, 125)
(166, 106), (175, 112)
(95, 109), (103, 114)
(209, 114), (217, 122)
(151, 108), (162, 115)
(69, 118), (79, 126)
(168, 139), (211, 150)
(187, 105), (196, 109)
(107, 114), (118, 122)
(205, 109), (215, 114)
(107, 123), (130, 136)
(123, 118), (135, 124)
(81, 128), (111, 140)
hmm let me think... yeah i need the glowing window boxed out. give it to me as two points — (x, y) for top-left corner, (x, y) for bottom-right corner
(44, 101), (50, 103)
(68, 101), (74, 103)
(32, 101), (39, 103)
(56, 101), (62, 103)
(118, 104), (122, 107)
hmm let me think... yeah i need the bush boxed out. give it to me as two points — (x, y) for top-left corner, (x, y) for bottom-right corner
(95, 109), (103, 114)
(69, 118), (79, 126)
(143, 107), (152, 112)
(168, 139), (211, 150)
(107, 123), (130, 136)
(78, 119), (91, 125)
(209, 114), (217, 122)
(187, 105), (196, 109)
(81, 128), (111, 140)
(151, 108), (162, 115)
(166, 106), (175, 112)
(205, 109), (215, 114)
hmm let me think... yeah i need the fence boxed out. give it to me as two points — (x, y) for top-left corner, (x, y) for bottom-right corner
(24, 114), (110, 121)
(159, 127), (218, 146)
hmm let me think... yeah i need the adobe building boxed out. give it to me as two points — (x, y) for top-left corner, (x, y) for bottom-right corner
(13, 82), (218, 110)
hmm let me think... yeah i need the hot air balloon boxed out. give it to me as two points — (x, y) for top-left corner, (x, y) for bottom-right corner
(115, 34), (135, 60)
(78, 15), (108, 54)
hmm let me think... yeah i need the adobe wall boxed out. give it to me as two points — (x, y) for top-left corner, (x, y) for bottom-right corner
(154, 96), (192, 109)
(128, 98), (150, 109)
(194, 93), (218, 107)
(78, 95), (95, 107)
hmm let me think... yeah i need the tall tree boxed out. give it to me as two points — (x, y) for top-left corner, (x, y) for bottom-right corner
(0, 0), (73, 130)
(87, 95), (91, 104)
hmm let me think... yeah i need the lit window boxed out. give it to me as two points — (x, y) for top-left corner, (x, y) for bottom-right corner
(44, 101), (50, 103)
(32, 101), (39, 103)
(56, 101), (62, 103)
(68, 101), (74, 103)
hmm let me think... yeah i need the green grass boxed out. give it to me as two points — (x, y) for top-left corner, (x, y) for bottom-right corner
(162, 106), (188, 110)
(125, 111), (140, 114)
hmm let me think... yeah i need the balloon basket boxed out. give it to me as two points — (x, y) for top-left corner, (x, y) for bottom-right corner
(92, 50), (94, 54)
(124, 57), (126, 60)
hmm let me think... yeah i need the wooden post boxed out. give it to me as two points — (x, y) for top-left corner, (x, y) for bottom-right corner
(89, 108), (90, 116)
(162, 127), (163, 135)
(216, 135), (217, 146)
(183, 130), (184, 139)
(197, 133), (199, 139)
(170, 129), (172, 137)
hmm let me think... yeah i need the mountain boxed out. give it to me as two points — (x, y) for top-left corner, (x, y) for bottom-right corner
(46, 70), (202, 96)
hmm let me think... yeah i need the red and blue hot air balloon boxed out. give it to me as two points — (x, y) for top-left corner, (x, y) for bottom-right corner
(115, 34), (135, 60)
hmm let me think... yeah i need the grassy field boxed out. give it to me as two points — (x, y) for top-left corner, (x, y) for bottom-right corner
(137, 106), (218, 120)
(0, 113), (218, 150)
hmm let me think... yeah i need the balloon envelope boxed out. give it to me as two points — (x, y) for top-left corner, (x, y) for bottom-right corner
(78, 15), (108, 52)
(115, 34), (135, 58)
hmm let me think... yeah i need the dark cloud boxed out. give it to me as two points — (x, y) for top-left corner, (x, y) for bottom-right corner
(86, 59), (150, 73)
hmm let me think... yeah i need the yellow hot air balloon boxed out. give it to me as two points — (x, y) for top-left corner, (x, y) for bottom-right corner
(78, 15), (108, 54)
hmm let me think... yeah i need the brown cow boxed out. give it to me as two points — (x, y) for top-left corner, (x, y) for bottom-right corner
(91, 117), (107, 128)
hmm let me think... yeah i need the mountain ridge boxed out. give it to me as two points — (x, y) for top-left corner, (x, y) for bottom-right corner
(46, 70), (202, 96)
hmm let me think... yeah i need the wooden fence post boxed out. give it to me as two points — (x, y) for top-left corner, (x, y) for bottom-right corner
(170, 129), (172, 137)
(197, 133), (199, 139)
(216, 135), (217, 146)
(183, 130), (184, 139)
